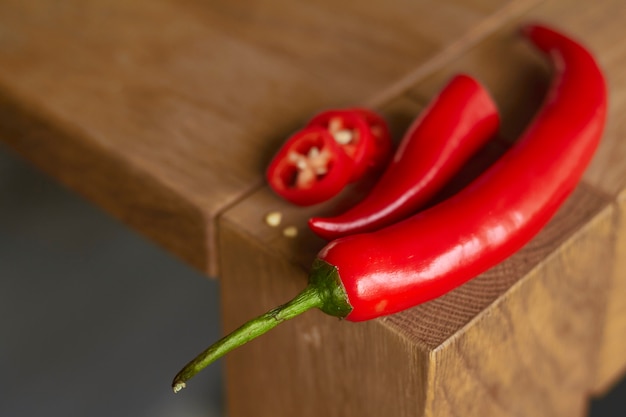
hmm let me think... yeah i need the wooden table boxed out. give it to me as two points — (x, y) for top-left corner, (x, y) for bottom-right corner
(1, 1), (625, 416)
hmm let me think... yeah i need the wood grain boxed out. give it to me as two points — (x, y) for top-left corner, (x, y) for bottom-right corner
(219, 22), (622, 404)
(0, 0), (524, 275)
(1, 0), (624, 414)
(219, 222), (429, 417)
(405, 0), (626, 194)
(220, 175), (613, 416)
(403, 0), (626, 393)
(405, 25), (552, 143)
(595, 189), (626, 393)
(393, 186), (613, 417)
(0, 86), (211, 272)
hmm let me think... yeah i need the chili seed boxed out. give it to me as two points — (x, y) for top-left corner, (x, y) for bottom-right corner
(296, 159), (307, 170)
(283, 226), (298, 238)
(265, 211), (282, 227)
(328, 117), (343, 132)
(333, 129), (353, 145)
(308, 146), (320, 158)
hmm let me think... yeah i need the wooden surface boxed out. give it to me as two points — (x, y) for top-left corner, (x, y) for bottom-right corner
(1, 0), (625, 416)
(219, 0), (626, 415)
(405, 0), (626, 393)
(221, 180), (613, 417)
(0, 0), (535, 276)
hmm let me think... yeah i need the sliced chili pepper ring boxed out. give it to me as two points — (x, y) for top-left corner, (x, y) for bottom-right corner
(266, 127), (353, 206)
(349, 107), (393, 170)
(307, 110), (378, 181)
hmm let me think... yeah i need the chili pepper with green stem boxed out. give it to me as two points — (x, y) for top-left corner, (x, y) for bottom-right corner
(173, 23), (607, 392)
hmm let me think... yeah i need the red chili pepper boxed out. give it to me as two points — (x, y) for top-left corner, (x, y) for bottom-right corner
(307, 108), (392, 181)
(309, 74), (500, 240)
(172, 23), (606, 391)
(266, 127), (354, 206)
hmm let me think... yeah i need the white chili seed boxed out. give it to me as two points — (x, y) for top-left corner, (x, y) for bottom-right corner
(288, 151), (300, 162)
(308, 146), (320, 158)
(283, 226), (298, 238)
(265, 211), (283, 227)
(328, 117), (343, 133)
(296, 159), (307, 170)
(333, 129), (353, 145)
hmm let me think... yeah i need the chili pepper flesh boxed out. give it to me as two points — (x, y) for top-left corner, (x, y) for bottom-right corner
(307, 108), (392, 181)
(268, 109), (392, 206)
(308, 111), (372, 180)
(172, 23), (607, 391)
(346, 108), (393, 170)
(266, 127), (354, 206)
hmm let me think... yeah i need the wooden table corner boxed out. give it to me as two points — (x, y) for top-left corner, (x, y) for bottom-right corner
(1, 1), (625, 416)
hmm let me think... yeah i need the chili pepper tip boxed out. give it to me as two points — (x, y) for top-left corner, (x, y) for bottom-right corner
(172, 381), (186, 393)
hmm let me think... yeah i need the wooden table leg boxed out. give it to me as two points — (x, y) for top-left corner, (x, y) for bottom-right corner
(218, 183), (613, 417)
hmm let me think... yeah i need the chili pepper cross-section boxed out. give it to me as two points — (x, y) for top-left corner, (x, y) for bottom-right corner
(265, 126), (354, 206)
(267, 108), (392, 206)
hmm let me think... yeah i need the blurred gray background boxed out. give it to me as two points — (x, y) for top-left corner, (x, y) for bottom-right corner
(0, 142), (623, 416)
(0, 143), (224, 417)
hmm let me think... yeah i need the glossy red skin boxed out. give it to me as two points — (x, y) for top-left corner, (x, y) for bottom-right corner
(309, 75), (500, 240)
(307, 109), (388, 181)
(317, 24), (607, 322)
(266, 127), (354, 206)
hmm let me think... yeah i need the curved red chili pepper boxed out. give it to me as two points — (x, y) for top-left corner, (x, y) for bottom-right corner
(307, 109), (391, 181)
(172, 23), (607, 391)
(320, 23), (607, 320)
(266, 127), (354, 206)
(309, 74), (500, 240)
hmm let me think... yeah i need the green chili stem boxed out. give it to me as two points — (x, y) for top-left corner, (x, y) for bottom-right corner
(172, 284), (323, 393)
